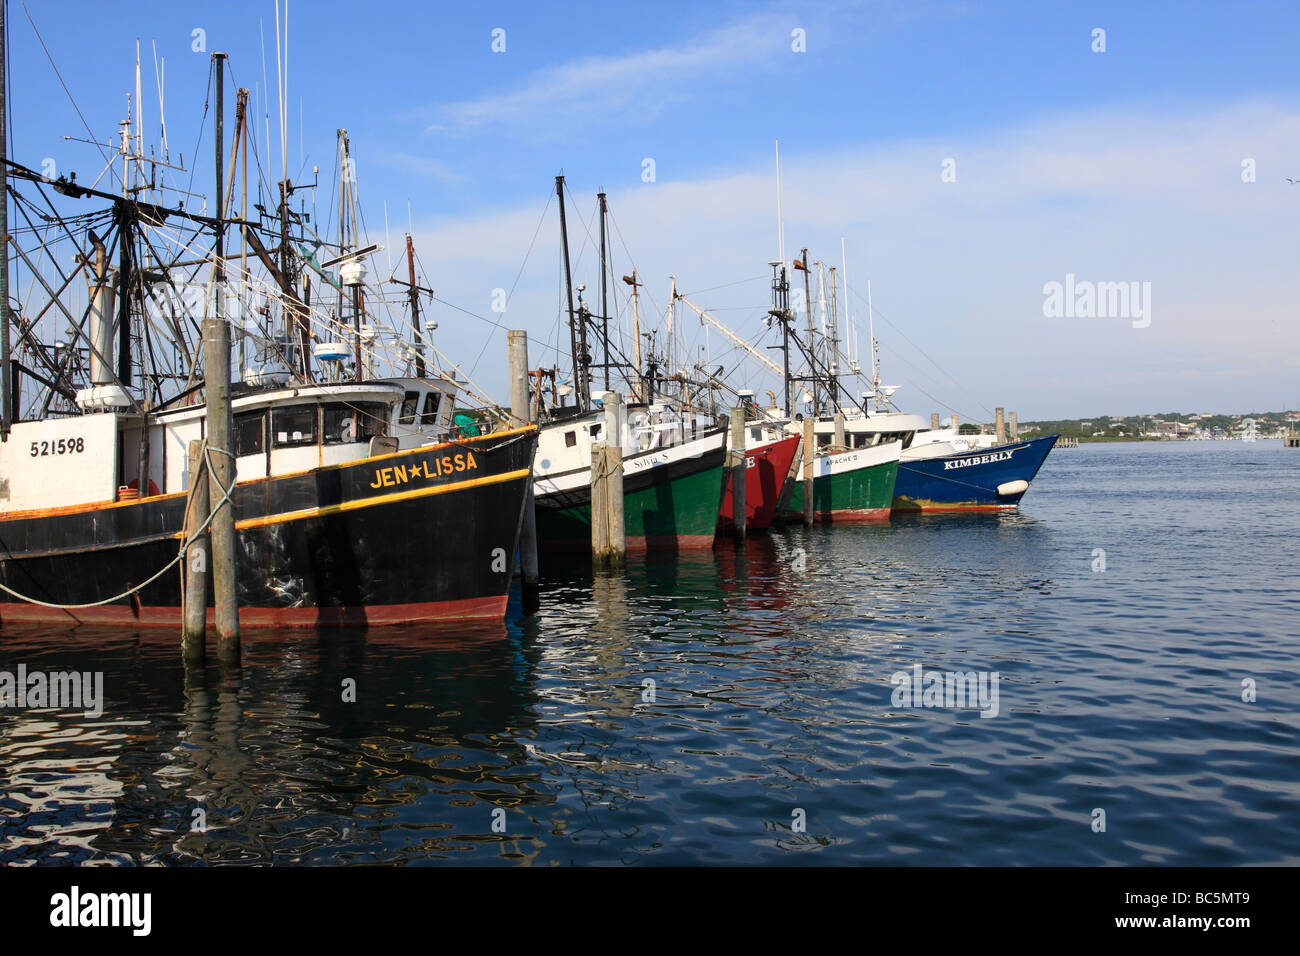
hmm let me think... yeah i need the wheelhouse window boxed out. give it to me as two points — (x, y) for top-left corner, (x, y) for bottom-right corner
(421, 391), (442, 425)
(564, 430), (577, 448)
(398, 391), (420, 425)
(272, 406), (317, 448)
(323, 402), (389, 445)
(234, 410), (267, 456)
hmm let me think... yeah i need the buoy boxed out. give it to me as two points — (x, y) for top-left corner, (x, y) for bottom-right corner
(997, 479), (1029, 497)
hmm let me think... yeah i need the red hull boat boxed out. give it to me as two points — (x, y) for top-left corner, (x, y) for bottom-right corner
(719, 433), (802, 532)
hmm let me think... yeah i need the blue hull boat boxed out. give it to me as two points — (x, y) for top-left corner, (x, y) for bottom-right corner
(892, 434), (1059, 511)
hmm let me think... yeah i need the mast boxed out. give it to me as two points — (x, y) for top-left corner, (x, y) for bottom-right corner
(0, 0), (10, 438)
(866, 277), (877, 410)
(555, 175), (584, 411)
(598, 191), (609, 392)
(796, 248), (817, 416)
(774, 139), (785, 269)
(406, 233), (424, 377)
(623, 269), (643, 402)
(768, 262), (792, 416)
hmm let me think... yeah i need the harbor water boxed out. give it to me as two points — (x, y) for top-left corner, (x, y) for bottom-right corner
(1, 439), (1297, 865)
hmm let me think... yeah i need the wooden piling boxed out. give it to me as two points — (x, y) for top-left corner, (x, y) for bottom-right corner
(603, 392), (625, 566)
(996, 407), (1006, 444)
(182, 440), (208, 662)
(202, 318), (240, 663)
(952, 414), (960, 433)
(833, 411), (846, 450)
(507, 331), (540, 613)
(729, 407), (747, 540)
(802, 417), (815, 526)
(591, 444), (609, 565)
(1009, 411), (1018, 441)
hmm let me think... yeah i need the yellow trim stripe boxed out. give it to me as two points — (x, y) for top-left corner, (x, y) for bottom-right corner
(230, 467), (532, 532)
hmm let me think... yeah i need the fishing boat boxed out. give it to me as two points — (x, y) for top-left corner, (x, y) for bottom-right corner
(0, 41), (536, 627)
(719, 405), (801, 532)
(533, 402), (727, 552)
(527, 180), (728, 553)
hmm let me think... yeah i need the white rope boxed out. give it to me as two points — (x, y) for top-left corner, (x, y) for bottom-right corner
(0, 442), (237, 610)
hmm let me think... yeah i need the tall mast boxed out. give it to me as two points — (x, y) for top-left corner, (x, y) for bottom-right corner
(840, 236), (856, 373)
(0, 0), (10, 438)
(768, 262), (792, 416)
(774, 139), (785, 269)
(406, 234), (424, 377)
(827, 266), (840, 409)
(555, 175), (584, 411)
(623, 269), (643, 402)
(598, 191), (609, 392)
(866, 277), (877, 409)
(797, 248), (817, 416)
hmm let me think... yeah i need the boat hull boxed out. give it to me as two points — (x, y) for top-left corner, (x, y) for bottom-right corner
(891, 434), (1058, 512)
(720, 434), (801, 532)
(781, 442), (902, 523)
(534, 432), (727, 552)
(0, 427), (538, 628)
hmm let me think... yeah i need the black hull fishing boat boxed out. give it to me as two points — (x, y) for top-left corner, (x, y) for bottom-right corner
(0, 30), (537, 631)
(0, 424), (536, 627)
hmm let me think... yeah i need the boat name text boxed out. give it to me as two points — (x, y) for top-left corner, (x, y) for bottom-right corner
(369, 452), (478, 489)
(944, 450), (1013, 470)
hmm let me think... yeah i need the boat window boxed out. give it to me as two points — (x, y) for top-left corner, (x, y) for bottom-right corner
(421, 391), (441, 425)
(272, 406), (318, 448)
(323, 401), (389, 445)
(398, 391), (420, 425)
(234, 410), (266, 456)
(564, 430), (577, 448)
(590, 423), (602, 439)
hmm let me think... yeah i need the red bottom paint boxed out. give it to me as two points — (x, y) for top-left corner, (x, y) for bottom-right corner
(0, 594), (508, 630)
(816, 507), (892, 524)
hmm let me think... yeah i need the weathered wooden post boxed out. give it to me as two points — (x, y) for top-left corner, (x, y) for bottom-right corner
(729, 407), (747, 541)
(996, 407), (1006, 444)
(931, 413), (940, 430)
(1009, 411), (1018, 441)
(833, 411), (846, 450)
(603, 392), (625, 566)
(182, 440), (209, 661)
(802, 417), (815, 526)
(952, 413), (960, 433)
(507, 331), (540, 613)
(590, 444), (608, 565)
(202, 318), (240, 663)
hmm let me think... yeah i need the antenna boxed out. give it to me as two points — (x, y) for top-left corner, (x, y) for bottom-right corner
(774, 139), (785, 267)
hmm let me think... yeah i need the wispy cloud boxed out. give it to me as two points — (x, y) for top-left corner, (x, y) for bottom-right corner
(430, 11), (793, 132)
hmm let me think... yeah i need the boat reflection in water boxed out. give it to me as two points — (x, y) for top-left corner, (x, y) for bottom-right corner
(0, 623), (549, 865)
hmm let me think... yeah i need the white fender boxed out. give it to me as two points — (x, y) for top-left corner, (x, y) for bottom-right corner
(996, 479), (1029, 497)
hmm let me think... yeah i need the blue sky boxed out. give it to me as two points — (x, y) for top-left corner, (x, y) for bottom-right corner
(9, 0), (1300, 419)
